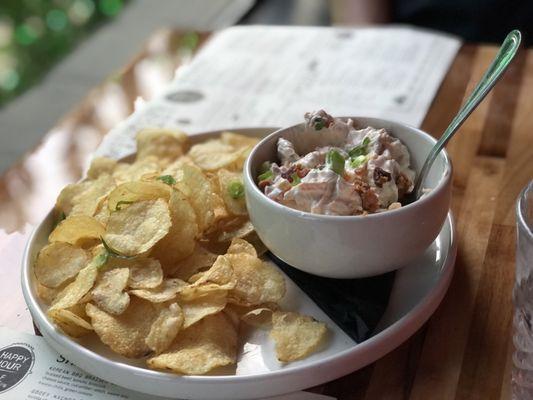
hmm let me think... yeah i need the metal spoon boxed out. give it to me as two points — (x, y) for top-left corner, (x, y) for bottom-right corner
(408, 29), (522, 202)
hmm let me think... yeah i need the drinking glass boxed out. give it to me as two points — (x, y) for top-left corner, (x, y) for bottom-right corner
(513, 180), (533, 399)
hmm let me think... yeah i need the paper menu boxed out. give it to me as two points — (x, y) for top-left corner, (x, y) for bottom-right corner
(95, 25), (461, 161)
(0, 328), (334, 400)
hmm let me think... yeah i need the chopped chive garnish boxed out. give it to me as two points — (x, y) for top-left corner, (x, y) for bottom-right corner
(326, 149), (345, 175)
(350, 155), (368, 169)
(156, 175), (177, 185)
(313, 117), (325, 131)
(348, 137), (371, 158)
(258, 170), (273, 182)
(228, 181), (245, 199)
(115, 200), (134, 211)
(290, 173), (301, 186)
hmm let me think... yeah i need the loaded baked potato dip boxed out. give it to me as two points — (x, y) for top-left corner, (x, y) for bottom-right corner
(258, 110), (416, 215)
(34, 129), (327, 375)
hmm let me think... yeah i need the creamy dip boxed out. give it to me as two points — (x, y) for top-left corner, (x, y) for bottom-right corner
(257, 110), (416, 215)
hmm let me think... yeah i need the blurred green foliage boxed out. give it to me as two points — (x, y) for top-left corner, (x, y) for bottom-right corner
(0, 0), (128, 107)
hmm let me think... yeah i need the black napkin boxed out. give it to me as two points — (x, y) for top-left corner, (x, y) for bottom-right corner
(270, 254), (396, 343)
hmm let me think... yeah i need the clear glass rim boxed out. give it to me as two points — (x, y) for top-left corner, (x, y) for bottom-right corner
(517, 180), (533, 240)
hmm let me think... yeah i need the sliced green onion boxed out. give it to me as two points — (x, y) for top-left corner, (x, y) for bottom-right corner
(348, 137), (371, 158)
(290, 173), (301, 186)
(326, 149), (345, 175)
(92, 251), (109, 269)
(313, 117), (325, 131)
(156, 175), (176, 185)
(228, 181), (245, 199)
(258, 170), (273, 182)
(350, 155), (368, 169)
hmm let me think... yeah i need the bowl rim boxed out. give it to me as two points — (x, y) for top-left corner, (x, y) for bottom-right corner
(243, 116), (452, 221)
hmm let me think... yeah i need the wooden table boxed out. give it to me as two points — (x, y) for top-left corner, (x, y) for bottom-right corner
(1, 30), (532, 400)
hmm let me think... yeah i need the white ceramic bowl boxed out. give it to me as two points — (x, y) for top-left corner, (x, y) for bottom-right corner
(243, 117), (452, 279)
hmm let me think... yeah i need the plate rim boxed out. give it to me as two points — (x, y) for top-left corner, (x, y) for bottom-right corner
(20, 127), (457, 397)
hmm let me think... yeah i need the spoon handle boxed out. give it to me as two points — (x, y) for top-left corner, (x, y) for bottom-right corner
(413, 30), (522, 198)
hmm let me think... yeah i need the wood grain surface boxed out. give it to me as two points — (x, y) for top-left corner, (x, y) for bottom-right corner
(0, 31), (532, 400)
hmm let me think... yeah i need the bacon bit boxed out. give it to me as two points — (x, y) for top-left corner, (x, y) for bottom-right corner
(361, 189), (379, 212)
(296, 167), (310, 178)
(373, 167), (392, 188)
(258, 180), (272, 190)
(395, 173), (411, 199)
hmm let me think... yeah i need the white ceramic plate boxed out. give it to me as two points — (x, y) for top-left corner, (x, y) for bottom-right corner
(21, 128), (457, 400)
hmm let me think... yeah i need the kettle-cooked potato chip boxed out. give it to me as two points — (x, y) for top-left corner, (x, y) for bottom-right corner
(220, 132), (260, 149)
(130, 279), (188, 303)
(151, 189), (198, 270)
(188, 140), (242, 172)
(226, 238), (257, 257)
(49, 305), (93, 338)
(56, 174), (116, 217)
(48, 261), (98, 312)
(170, 244), (219, 281)
(104, 199), (171, 256)
(35, 242), (89, 288)
(112, 157), (162, 185)
(180, 290), (228, 329)
(145, 303), (184, 354)
(87, 157), (118, 179)
(147, 312), (237, 375)
(136, 128), (189, 165)
(105, 257), (164, 289)
(270, 311), (327, 362)
(49, 216), (105, 247)
(217, 169), (247, 216)
(107, 181), (172, 212)
(92, 268), (130, 315)
(226, 254), (285, 306)
(174, 164), (214, 233)
(86, 297), (157, 358)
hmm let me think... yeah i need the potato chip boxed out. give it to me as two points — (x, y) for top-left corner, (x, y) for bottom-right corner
(147, 312), (237, 375)
(226, 238), (257, 257)
(151, 189), (198, 270)
(217, 169), (247, 216)
(92, 268), (130, 315)
(210, 192), (231, 224)
(145, 303), (184, 354)
(170, 244), (219, 280)
(48, 261), (98, 312)
(173, 164), (214, 233)
(216, 220), (255, 243)
(180, 289), (228, 329)
(136, 128), (189, 165)
(270, 312), (327, 362)
(240, 306), (276, 328)
(107, 181), (171, 212)
(36, 282), (64, 305)
(56, 174), (116, 217)
(112, 157), (161, 185)
(188, 140), (242, 172)
(130, 279), (187, 303)
(220, 131), (260, 149)
(93, 197), (111, 226)
(105, 257), (164, 289)
(104, 199), (171, 256)
(49, 306), (93, 337)
(87, 157), (118, 179)
(35, 242), (89, 288)
(49, 216), (105, 247)
(226, 254), (285, 306)
(86, 297), (157, 358)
